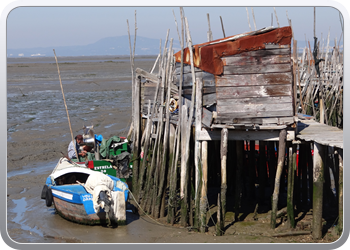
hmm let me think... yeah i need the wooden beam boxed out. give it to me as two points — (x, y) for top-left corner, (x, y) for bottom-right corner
(212, 116), (295, 126)
(136, 67), (159, 83)
(197, 129), (295, 141)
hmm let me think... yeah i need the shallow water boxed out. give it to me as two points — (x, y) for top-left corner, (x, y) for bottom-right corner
(7, 160), (57, 178)
(12, 197), (44, 238)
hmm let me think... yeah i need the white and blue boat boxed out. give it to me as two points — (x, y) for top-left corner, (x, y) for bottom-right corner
(41, 157), (129, 226)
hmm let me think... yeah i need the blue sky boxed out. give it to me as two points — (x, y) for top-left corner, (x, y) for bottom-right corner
(6, 6), (344, 50)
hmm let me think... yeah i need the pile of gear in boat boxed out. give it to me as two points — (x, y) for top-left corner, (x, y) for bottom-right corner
(70, 125), (132, 180)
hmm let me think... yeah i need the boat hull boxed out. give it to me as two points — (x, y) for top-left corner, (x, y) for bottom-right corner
(53, 196), (111, 225)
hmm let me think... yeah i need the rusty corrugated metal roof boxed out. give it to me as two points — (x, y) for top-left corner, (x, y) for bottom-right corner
(174, 26), (292, 75)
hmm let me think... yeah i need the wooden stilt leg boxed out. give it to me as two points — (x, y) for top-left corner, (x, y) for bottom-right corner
(271, 129), (287, 229)
(312, 142), (325, 240)
(220, 128), (228, 233)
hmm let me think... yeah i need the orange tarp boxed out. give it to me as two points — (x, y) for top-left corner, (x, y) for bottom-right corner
(174, 26), (292, 75)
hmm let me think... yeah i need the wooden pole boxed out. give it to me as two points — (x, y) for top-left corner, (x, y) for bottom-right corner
(220, 16), (226, 38)
(200, 141), (208, 233)
(273, 7), (280, 28)
(286, 144), (296, 228)
(216, 193), (223, 236)
(168, 122), (179, 224)
(142, 107), (160, 211)
(271, 129), (287, 229)
(194, 77), (203, 228)
(258, 141), (267, 208)
(180, 104), (189, 226)
(271, 13), (273, 27)
(195, 77), (203, 197)
(207, 13), (213, 42)
(314, 7), (316, 38)
(220, 128), (228, 232)
(268, 141), (276, 198)
(138, 99), (154, 196)
(155, 39), (174, 218)
(248, 140), (256, 199)
(180, 16), (197, 226)
(337, 148), (343, 235)
(180, 17), (196, 226)
(53, 49), (79, 161)
(132, 75), (141, 198)
(251, 7), (257, 31)
(307, 143), (314, 207)
(312, 142), (325, 240)
(293, 40), (298, 116)
(127, 13), (137, 134)
(246, 7), (252, 32)
(235, 140), (244, 221)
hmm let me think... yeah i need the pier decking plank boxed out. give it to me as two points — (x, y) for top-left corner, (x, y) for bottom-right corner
(297, 120), (343, 148)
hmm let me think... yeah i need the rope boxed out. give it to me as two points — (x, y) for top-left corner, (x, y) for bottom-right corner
(127, 188), (194, 230)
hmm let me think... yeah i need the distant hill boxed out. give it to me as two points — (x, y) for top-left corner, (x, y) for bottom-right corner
(7, 35), (182, 58)
(7, 35), (340, 58)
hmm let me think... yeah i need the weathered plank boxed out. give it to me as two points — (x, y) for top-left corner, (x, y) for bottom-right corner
(203, 93), (217, 107)
(265, 44), (290, 49)
(216, 84), (292, 99)
(222, 54), (291, 66)
(216, 109), (293, 119)
(216, 102), (293, 118)
(223, 63), (291, 75)
(176, 71), (215, 87)
(182, 86), (216, 95)
(217, 102), (292, 113)
(222, 48), (290, 59)
(215, 72), (292, 87)
(212, 116), (295, 125)
(217, 96), (292, 106)
(197, 129), (295, 141)
(202, 107), (213, 127)
(136, 68), (159, 83)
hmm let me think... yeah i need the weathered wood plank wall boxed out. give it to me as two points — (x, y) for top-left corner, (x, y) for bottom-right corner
(215, 46), (294, 125)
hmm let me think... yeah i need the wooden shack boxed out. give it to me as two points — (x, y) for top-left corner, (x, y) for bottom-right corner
(173, 26), (295, 127)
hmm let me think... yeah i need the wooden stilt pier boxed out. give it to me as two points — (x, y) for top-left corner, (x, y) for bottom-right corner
(128, 20), (343, 241)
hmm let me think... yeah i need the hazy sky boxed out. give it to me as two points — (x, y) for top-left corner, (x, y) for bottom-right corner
(6, 6), (345, 50)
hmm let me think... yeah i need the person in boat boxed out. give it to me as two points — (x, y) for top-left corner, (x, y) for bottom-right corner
(68, 134), (87, 160)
